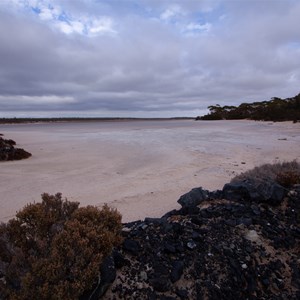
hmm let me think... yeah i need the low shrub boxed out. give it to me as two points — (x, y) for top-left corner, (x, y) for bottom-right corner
(231, 160), (300, 185)
(0, 193), (122, 300)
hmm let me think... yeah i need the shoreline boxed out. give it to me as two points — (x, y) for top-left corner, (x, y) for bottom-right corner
(0, 117), (194, 125)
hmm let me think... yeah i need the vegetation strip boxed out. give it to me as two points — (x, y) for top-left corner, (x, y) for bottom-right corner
(197, 93), (300, 122)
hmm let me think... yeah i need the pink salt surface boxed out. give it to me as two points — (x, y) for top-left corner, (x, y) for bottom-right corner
(1, 120), (299, 223)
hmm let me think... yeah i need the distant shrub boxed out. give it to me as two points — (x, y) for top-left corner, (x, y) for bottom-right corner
(231, 161), (300, 185)
(0, 193), (122, 300)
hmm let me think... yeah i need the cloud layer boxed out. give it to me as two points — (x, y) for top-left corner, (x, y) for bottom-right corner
(0, 0), (299, 117)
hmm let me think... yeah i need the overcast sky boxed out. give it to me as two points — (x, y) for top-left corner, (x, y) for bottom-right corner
(0, 0), (299, 118)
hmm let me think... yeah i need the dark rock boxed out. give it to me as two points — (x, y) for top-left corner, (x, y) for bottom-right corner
(164, 242), (176, 254)
(223, 182), (255, 201)
(196, 282), (203, 300)
(191, 231), (202, 241)
(177, 187), (208, 208)
(0, 136), (31, 161)
(186, 240), (197, 250)
(123, 239), (141, 255)
(146, 291), (157, 300)
(262, 277), (270, 286)
(170, 261), (184, 283)
(176, 243), (185, 253)
(172, 222), (184, 234)
(99, 255), (116, 285)
(290, 260), (300, 289)
(161, 222), (174, 233)
(208, 189), (223, 199)
(180, 205), (200, 215)
(150, 276), (170, 292)
(262, 183), (286, 205)
(176, 289), (188, 299)
(191, 216), (203, 226)
(237, 217), (252, 226)
(161, 209), (178, 219)
(153, 263), (169, 276)
(251, 204), (261, 215)
(223, 180), (286, 205)
(5, 139), (16, 146)
(225, 219), (236, 227)
(11, 148), (31, 160)
(113, 250), (127, 268)
(145, 217), (167, 225)
(228, 257), (240, 273)
(159, 296), (177, 300)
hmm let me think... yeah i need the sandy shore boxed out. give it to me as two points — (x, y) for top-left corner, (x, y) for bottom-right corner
(1, 120), (299, 223)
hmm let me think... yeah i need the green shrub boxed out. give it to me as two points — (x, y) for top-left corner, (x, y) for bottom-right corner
(0, 193), (122, 300)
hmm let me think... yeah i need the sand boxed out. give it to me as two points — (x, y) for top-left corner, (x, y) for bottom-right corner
(1, 120), (299, 223)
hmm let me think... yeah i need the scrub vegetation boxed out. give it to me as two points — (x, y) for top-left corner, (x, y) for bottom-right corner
(231, 160), (300, 187)
(197, 93), (300, 121)
(0, 193), (122, 300)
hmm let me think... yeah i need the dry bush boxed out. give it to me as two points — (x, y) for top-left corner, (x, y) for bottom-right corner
(231, 160), (300, 185)
(0, 193), (122, 300)
(276, 171), (300, 188)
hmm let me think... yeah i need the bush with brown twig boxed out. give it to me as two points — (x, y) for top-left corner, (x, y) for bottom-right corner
(0, 193), (122, 300)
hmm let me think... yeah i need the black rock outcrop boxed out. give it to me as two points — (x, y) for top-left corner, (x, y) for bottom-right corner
(222, 179), (286, 205)
(99, 180), (299, 299)
(177, 187), (209, 208)
(0, 135), (31, 161)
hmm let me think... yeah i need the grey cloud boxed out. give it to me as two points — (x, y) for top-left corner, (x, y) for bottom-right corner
(0, 0), (299, 117)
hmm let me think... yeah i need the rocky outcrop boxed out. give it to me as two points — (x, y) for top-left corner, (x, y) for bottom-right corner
(223, 179), (285, 205)
(177, 187), (209, 208)
(0, 135), (31, 161)
(98, 180), (299, 299)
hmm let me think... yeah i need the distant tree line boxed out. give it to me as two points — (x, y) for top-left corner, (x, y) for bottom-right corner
(197, 93), (300, 122)
(0, 117), (194, 124)
(0, 117), (139, 124)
